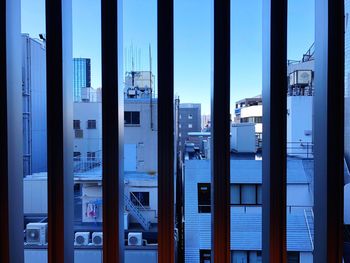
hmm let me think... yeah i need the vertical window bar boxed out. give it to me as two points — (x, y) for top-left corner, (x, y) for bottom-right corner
(158, 0), (175, 262)
(262, 0), (287, 262)
(101, 0), (124, 261)
(0, 0), (23, 262)
(211, 0), (231, 262)
(314, 0), (344, 261)
(46, 0), (74, 262)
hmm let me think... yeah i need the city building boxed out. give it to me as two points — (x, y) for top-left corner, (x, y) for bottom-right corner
(22, 34), (47, 176)
(184, 158), (314, 263)
(234, 96), (263, 148)
(72, 97), (157, 173)
(201, 114), (211, 131)
(178, 103), (202, 151)
(74, 58), (91, 102)
(124, 70), (155, 99)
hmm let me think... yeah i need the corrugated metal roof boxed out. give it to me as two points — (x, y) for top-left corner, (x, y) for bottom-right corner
(185, 159), (309, 184)
(194, 212), (312, 251)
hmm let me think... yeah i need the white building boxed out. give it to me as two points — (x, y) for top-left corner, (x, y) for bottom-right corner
(73, 98), (158, 173)
(234, 96), (263, 149)
(184, 159), (314, 263)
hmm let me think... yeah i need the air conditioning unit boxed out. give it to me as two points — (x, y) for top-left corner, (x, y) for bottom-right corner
(92, 232), (103, 246)
(128, 232), (142, 246)
(26, 223), (48, 245)
(74, 232), (90, 246)
(75, 129), (83, 138)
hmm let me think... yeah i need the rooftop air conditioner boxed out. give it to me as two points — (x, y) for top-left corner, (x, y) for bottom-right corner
(92, 232), (103, 246)
(26, 223), (48, 245)
(128, 232), (142, 246)
(74, 232), (90, 246)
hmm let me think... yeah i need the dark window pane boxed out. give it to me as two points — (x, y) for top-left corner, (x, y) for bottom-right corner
(124, 111), (131, 124)
(241, 185), (256, 205)
(73, 120), (80, 129)
(87, 119), (96, 129)
(130, 192), (150, 207)
(198, 183), (211, 213)
(200, 249), (211, 263)
(132, 111), (140, 125)
(287, 252), (300, 263)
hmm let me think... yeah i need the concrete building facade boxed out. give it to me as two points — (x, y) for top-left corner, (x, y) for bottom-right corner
(22, 34), (47, 176)
(178, 103), (202, 151)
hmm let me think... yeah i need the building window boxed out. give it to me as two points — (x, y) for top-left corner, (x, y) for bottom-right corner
(230, 184), (262, 206)
(75, 129), (83, 138)
(124, 111), (140, 125)
(230, 184), (240, 205)
(179, 124), (182, 128)
(130, 192), (150, 207)
(198, 183), (211, 213)
(87, 152), (96, 161)
(188, 114), (193, 119)
(200, 250), (211, 263)
(287, 252), (300, 263)
(73, 120), (80, 129)
(87, 120), (96, 129)
(188, 123), (193, 128)
(241, 185), (257, 205)
(73, 152), (81, 161)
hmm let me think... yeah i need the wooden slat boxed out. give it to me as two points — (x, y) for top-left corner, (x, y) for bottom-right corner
(314, 0), (344, 262)
(101, 0), (124, 261)
(0, 0), (24, 262)
(262, 0), (288, 262)
(158, 0), (175, 262)
(211, 0), (231, 262)
(46, 0), (74, 261)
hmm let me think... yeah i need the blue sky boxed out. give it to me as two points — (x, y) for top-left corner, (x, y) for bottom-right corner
(21, 0), (314, 114)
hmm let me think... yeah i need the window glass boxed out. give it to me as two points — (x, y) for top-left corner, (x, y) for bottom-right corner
(130, 192), (150, 207)
(230, 184), (240, 205)
(241, 185), (256, 205)
(87, 120), (96, 129)
(257, 185), (262, 205)
(198, 183), (211, 213)
(200, 249), (211, 263)
(74, 120), (81, 129)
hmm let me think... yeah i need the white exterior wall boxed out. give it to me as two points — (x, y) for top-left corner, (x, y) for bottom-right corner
(287, 184), (313, 208)
(287, 96), (313, 157)
(81, 179), (158, 224)
(230, 123), (256, 153)
(23, 176), (48, 214)
(24, 248), (158, 263)
(300, 252), (313, 263)
(345, 184), (350, 224)
(73, 99), (157, 173)
(73, 102), (102, 158)
(240, 105), (262, 119)
(124, 100), (158, 173)
(238, 105), (262, 134)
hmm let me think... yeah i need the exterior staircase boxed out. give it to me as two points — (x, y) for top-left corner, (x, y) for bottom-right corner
(304, 208), (314, 250)
(124, 193), (151, 231)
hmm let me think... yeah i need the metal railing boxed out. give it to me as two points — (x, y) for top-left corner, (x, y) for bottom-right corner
(286, 142), (314, 159)
(124, 193), (151, 231)
(304, 208), (314, 250)
(73, 150), (102, 173)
